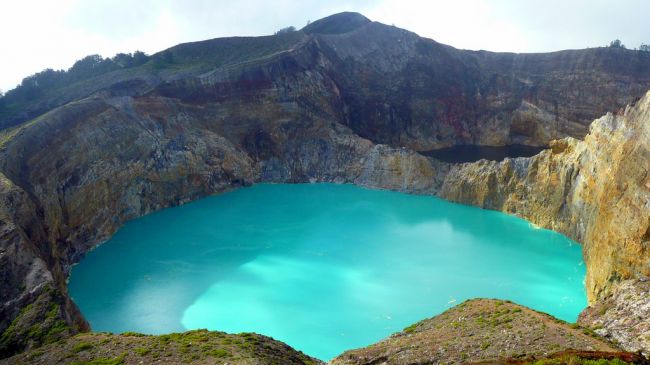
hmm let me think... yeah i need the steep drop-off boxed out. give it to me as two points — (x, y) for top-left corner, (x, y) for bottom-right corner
(0, 11), (649, 360)
(439, 93), (650, 304)
(438, 92), (650, 353)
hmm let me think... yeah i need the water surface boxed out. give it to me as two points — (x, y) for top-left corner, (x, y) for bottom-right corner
(69, 183), (585, 360)
(423, 144), (546, 163)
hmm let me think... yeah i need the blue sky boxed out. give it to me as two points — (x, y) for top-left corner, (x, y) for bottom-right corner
(1, 0), (649, 92)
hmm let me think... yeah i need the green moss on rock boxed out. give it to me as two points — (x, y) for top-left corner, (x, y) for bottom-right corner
(0, 286), (73, 358)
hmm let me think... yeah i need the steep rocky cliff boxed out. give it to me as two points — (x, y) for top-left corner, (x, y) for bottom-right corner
(439, 91), (650, 353)
(0, 87), (438, 358)
(0, 11), (649, 360)
(439, 92), (650, 303)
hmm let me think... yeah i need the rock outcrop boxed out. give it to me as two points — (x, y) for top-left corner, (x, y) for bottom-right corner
(579, 279), (650, 357)
(0, 171), (88, 356)
(0, 10), (649, 361)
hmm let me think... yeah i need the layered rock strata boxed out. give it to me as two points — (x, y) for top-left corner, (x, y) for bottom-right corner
(439, 93), (650, 303)
(0, 11), (649, 360)
(0, 93), (438, 357)
(438, 92), (650, 353)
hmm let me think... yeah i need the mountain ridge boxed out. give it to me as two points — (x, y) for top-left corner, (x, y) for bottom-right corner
(302, 11), (371, 34)
(2, 12), (650, 141)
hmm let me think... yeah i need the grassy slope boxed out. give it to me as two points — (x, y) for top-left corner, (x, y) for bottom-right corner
(0, 330), (322, 365)
(5, 299), (644, 365)
(331, 299), (627, 365)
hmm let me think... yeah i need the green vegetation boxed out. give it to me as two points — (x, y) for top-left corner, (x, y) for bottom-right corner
(121, 331), (146, 337)
(275, 26), (297, 35)
(3, 52), (148, 101)
(403, 323), (418, 334)
(0, 52), (149, 127)
(474, 307), (517, 328)
(336, 299), (622, 365)
(609, 39), (626, 49)
(69, 354), (125, 365)
(607, 39), (650, 52)
(531, 355), (632, 365)
(209, 348), (230, 358)
(6, 329), (319, 364)
(72, 342), (93, 353)
(134, 347), (150, 356)
(0, 29), (306, 131)
(0, 290), (69, 356)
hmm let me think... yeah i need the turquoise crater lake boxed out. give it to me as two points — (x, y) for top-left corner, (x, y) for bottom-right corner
(68, 183), (586, 360)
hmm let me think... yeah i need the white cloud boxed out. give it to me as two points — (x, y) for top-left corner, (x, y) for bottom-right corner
(364, 0), (649, 52)
(363, 0), (530, 51)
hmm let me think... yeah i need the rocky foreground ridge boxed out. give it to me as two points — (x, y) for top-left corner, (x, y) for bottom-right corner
(331, 299), (624, 365)
(0, 11), (649, 362)
(6, 299), (649, 365)
(2, 330), (323, 365)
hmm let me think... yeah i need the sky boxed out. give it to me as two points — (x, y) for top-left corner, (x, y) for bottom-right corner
(1, 0), (649, 93)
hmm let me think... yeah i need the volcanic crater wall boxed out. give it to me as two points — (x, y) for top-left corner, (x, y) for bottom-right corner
(1, 13), (650, 358)
(439, 94), (650, 302)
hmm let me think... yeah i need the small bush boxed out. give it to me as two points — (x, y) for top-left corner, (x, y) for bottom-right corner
(134, 347), (150, 356)
(121, 331), (145, 337)
(73, 342), (93, 353)
(403, 324), (418, 334)
(209, 348), (230, 358)
(69, 355), (124, 365)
